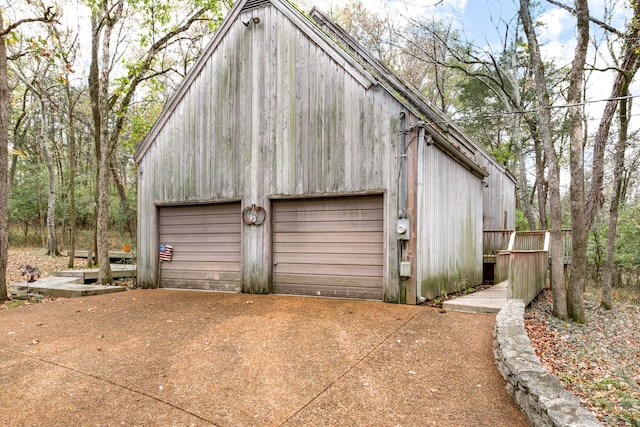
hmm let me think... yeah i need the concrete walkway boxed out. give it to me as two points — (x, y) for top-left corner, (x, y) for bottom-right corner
(442, 281), (508, 314)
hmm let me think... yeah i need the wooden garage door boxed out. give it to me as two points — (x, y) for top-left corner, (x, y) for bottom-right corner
(158, 203), (241, 291)
(272, 195), (384, 300)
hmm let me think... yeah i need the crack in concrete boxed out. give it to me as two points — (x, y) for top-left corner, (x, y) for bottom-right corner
(0, 347), (222, 426)
(277, 306), (427, 426)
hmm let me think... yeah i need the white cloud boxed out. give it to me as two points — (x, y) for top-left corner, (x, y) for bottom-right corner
(536, 8), (572, 43)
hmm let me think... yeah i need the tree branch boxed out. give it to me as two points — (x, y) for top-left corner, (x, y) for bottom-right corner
(0, 7), (57, 36)
(545, 0), (624, 37)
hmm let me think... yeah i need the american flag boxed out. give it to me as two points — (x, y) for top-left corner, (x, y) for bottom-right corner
(159, 244), (173, 261)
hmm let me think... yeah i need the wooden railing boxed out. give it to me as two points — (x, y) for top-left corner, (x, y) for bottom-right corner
(483, 229), (572, 263)
(488, 230), (552, 306)
(483, 230), (573, 306)
(483, 229), (514, 264)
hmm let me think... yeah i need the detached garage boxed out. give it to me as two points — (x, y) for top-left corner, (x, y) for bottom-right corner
(134, 0), (516, 303)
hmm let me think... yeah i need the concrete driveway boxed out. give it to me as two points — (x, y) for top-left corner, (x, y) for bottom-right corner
(0, 290), (527, 426)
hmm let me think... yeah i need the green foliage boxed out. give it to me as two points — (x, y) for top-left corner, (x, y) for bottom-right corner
(586, 205), (640, 271)
(9, 165), (46, 228)
(515, 209), (529, 231)
(615, 205), (640, 268)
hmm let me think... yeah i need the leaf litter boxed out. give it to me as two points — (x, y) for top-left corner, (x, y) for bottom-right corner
(525, 287), (640, 426)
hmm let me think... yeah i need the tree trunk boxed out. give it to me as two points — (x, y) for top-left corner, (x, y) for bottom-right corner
(110, 158), (135, 240)
(566, 0), (589, 324)
(97, 149), (113, 283)
(533, 132), (548, 230)
(66, 83), (77, 268)
(602, 90), (635, 309)
(520, 0), (567, 319)
(37, 97), (59, 256)
(585, 9), (640, 229)
(95, 5), (116, 284)
(513, 114), (536, 230)
(8, 105), (27, 199)
(0, 11), (10, 301)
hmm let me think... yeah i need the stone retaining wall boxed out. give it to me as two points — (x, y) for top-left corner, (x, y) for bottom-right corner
(493, 300), (603, 427)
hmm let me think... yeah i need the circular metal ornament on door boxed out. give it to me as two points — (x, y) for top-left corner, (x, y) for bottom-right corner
(242, 204), (266, 225)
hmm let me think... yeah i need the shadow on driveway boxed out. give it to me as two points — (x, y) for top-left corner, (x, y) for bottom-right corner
(0, 290), (527, 426)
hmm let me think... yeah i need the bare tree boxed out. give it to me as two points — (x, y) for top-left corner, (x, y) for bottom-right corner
(520, 0), (568, 319)
(602, 84), (639, 308)
(565, 0), (590, 323)
(0, 5), (56, 301)
(11, 67), (61, 256)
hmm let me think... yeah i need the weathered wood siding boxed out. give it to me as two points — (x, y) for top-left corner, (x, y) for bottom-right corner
(475, 155), (516, 230)
(416, 133), (484, 299)
(137, 3), (401, 300)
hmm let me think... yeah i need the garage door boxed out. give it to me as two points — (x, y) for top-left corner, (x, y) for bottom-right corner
(272, 195), (384, 300)
(158, 203), (241, 291)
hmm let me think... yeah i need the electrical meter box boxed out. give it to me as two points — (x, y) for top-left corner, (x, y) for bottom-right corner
(397, 219), (410, 240)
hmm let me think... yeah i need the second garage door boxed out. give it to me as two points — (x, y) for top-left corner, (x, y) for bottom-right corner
(158, 203), (241, 291)
(272, 195), (384, 300)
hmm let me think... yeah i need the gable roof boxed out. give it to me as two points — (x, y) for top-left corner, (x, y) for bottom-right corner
(135, 0), (506, 181)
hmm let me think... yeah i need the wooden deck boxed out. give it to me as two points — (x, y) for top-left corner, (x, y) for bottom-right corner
(9, 276), (126, 298)
(53, 264), (137, 282)
(70, 250), (134, 263)
(9, 264), (135, 299)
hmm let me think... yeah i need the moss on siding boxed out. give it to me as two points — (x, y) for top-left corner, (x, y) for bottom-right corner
(243, 263), (270, 294)
(138, 278), (157, 289)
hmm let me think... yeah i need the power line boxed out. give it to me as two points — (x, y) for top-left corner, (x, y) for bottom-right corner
(434, 94), (640, 126)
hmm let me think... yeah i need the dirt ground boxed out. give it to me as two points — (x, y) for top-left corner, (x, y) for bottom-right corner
(0, 289), (528, 426)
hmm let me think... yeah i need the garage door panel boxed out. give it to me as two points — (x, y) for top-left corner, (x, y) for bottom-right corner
(169, 251), (241, 263)
(159, 213), (239, 226)
(161, 261), (241, 273)
(274, 242), (382, 254)
(273, 220), (383, 233)
(273, 232), (382, 244)
(159, 233), (240, 244)
(273, 196), (381, 212)
(274, 252), (382, 266)
(161, 242), (240, 253)
(161, 270), (240, 282)
(274, 263), (382, 277)
(273, 209), (382, 223)
(159, 204), (239, 217)
(161, 278), (241, 291)
(158, 202), (241, 292)
(160, 223), (241, 235)
(273, 273), (382, 288)
(274, 282), (383, 300)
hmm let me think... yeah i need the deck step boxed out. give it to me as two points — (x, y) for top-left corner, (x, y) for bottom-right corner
(53, 265), (136, 282)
